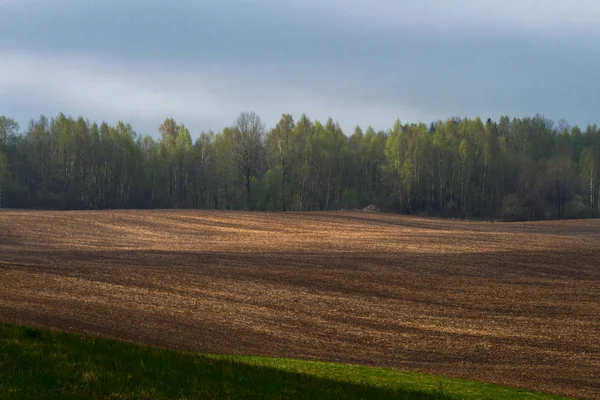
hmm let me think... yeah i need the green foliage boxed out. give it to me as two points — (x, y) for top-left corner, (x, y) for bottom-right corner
(0, 116), (19, 144)
(265, 114), (296, 210)
(1, 112), (600, 220)
(0, 323), (568, 400)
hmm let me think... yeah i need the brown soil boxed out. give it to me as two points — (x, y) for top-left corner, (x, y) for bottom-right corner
(0, 210), (599, 398)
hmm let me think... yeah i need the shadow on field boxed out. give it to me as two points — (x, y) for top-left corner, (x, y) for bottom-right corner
(1, 323), (448, 400)
(1, 247), (599, 280)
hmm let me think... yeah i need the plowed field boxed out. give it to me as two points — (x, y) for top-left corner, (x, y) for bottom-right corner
(1, 210), (599, 398)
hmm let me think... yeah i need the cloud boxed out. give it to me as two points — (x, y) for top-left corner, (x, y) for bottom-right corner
(0, 1), (599, 136)
(3, 0), (596, 63)
(0, 53), (226, 132)
(0, 52), (432, 135)
(273, 0), (600, 37)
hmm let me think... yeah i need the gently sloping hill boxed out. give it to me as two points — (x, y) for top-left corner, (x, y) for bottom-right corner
(0, 324), (568, 400)
(0, 210), (599, 398)
(2, 209), (600, 253)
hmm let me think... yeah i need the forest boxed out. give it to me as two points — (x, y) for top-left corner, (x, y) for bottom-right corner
(0, 112), (599, 221)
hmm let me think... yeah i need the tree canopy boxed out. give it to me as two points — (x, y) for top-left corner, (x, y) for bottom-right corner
(1, 112), (599, 221)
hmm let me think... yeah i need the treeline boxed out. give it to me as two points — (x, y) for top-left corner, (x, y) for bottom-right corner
(0, 112), (599, 220)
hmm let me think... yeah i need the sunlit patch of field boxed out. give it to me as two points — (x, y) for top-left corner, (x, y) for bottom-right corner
(0, 210), (599, 399)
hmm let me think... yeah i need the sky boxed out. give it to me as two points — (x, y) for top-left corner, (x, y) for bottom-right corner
(1, 0), (599, 137)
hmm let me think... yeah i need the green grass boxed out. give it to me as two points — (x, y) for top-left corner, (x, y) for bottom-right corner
(0, 323), (569, 400)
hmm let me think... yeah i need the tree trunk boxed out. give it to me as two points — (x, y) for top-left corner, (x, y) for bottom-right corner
(246, 173), (251, 210)
(281, 159), (286, 211)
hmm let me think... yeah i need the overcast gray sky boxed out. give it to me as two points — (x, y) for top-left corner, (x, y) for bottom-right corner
(1, 0), (599, 136)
